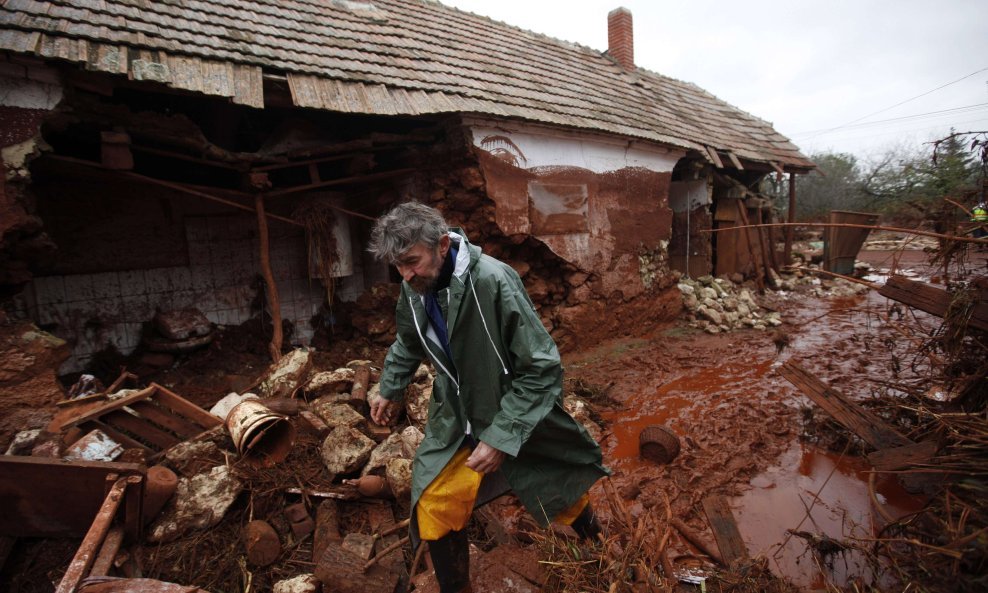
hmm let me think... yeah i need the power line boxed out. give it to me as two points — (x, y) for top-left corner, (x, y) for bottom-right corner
(802, 66), (988, 140)
(791, 102), (988, 136)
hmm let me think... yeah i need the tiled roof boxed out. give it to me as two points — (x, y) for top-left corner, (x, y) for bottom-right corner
(0, 0), (814, 169)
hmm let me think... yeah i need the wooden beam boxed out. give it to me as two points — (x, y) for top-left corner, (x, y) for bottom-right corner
(867, 440), (938, 471)
(784, 171), (796, 265)
(701, 495), (748, 565)
(705, 146), (724, 169)
(55, 476), (129, 593)
(726, 151), (744, 171)
(879, 275), (988, 332)
(265, 167), (416, 197)
(256, 193), (283, 363)
(44, 155), (303, 227)
(779, 362), (913, 450)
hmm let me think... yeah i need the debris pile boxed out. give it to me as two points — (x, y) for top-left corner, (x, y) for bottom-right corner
(2, 345), (619, 593)
(678, 275), (782, 333)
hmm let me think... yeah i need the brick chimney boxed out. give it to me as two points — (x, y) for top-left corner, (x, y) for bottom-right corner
(607, 7), (634, 70)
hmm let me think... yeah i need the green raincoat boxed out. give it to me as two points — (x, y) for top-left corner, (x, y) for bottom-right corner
(378, 230), (609, 527)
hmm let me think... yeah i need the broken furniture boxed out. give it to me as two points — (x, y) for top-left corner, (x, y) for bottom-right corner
(0, 456), (146, 593)
(53, 383), (223, 461)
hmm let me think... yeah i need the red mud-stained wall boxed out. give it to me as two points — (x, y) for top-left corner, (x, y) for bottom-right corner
(468, 121), (681, 302)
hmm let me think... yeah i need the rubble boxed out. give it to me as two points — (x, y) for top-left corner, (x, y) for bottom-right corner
(147, 465), (243, 543)
(260, 348), (313, 398)
(320, 426), (376, 474)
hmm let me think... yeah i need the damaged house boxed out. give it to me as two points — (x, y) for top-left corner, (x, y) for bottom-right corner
(0, 1), (818, 589)
(0, 0), (813, 380)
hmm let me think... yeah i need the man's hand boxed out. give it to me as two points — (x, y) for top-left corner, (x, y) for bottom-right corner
(466, 441), (506, 474)
(369, 394), (400, 425)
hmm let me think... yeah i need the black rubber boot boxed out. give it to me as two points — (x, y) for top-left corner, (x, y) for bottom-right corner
(428, 528), (471, 593)
(570, 502), (603, 541)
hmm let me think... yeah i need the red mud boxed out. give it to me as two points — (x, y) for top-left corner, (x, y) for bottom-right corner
(564, 251), (937, 590)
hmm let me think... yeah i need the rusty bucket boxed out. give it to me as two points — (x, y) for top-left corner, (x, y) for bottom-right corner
(225, 399), (296, 467)
(639, 425), (681, 465)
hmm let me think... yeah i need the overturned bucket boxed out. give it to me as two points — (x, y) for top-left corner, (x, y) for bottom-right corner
(226, 399), (296, 467)
(639, 425), (681, 465)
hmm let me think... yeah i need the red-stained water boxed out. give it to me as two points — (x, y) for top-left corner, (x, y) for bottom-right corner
(584, 287), (930, 591)
(736, 444), (927, 590)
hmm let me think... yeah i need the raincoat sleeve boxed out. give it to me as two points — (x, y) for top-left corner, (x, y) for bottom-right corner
(378, 290), (427, 402)
(476, 271), (563, 458)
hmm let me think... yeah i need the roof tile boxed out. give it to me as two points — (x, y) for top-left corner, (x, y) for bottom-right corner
(0, 0), (811, 168)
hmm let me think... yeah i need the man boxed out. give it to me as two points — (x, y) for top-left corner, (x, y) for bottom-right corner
(368, 202), (608, 593)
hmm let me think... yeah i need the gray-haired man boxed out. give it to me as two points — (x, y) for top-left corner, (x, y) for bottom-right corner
(368, 202), (607, 593)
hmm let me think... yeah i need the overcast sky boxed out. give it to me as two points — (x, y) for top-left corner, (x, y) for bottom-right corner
(440, 0), (988, 162)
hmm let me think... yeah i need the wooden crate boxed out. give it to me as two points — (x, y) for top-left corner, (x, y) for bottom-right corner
(59, 383), (222, 460)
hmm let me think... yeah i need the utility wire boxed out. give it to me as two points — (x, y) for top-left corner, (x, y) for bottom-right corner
(792, 102), (988, 136)
(802, 66), (988, 140)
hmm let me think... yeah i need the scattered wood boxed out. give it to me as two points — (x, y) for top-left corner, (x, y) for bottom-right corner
(0, 457), (145, 538)
(670, 518), (724, 566)
(55, 475), (142, 593)
(51, 384), (222, 460)
(701, 495), (749, 565)
(867, 440), (939, 471)
(879, 275), (988, 332)
(779, 361), (913, 450)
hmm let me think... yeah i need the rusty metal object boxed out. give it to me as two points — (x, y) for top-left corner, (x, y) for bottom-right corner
(244, 520), (281, 566)
(143, 465), (178, 525)
(225, 399), (296, 467)
(639, 425), (680, 465)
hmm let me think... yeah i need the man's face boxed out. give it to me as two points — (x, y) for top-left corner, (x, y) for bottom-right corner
(394, 236), (450, 295)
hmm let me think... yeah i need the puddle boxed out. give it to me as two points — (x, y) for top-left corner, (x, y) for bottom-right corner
(591, 288), (930, 590)
(735, 443), (927, 590)
(601, 359), (776, 464)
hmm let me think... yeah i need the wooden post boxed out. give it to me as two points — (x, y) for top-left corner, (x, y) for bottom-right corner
(255, 193), (283, 363)
(735, 200), (764, 290)
(785, 172), (796, 265)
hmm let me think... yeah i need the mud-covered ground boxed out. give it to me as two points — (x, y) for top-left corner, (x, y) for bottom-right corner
(4, 236), (972, 592)
(556, 237), (970, 591)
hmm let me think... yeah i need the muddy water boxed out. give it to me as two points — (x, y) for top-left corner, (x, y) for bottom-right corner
(583, 287), (928, 590)
(736, 444), (925, 590)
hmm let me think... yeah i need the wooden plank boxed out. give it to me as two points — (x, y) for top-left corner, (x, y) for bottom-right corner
(705, 146), (724, 168)
(103, 410), (181, 450)
(89, 525), (125, 577)
(779, 362), (913, 450)
(82, 420), (153, 453)
(129, 400), (204, 440)
(735, 199), (764, 290)
(55, 477), (129, 593)
(726, 152), (744, 171)
(232, 63), (264, 108)
(701, 495), (748, 565)
(364, 503), (405, 587)
(867, 440), (938, 471)
(0, 457), (144, 538)
(62, 386), (156, 429)
(150, 384), (223, 428)
(879, 275), (988, 332)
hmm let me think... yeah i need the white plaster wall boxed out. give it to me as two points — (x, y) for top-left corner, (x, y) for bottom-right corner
(469, 121), (683, 174)
(23, 215), (327, 373)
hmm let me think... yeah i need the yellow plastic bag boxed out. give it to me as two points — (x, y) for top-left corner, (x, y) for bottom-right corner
(416, 447), (483, 541)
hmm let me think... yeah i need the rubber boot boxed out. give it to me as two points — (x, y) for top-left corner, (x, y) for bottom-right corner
(570, 502), (603, 541)
(428, 528), (471, 593)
